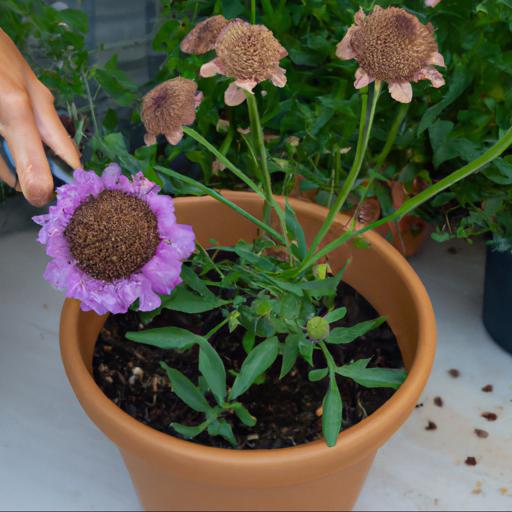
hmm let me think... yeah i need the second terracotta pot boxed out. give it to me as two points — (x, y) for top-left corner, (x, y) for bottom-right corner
(60, 192), (436, 511)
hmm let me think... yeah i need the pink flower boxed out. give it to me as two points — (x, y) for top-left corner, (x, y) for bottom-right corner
(141, 77), (203, 146)
(336, 6), (445, 103)
(34, 166), (195, 315)
(425, 0), (443, 7)
(199, 20), (287, 106)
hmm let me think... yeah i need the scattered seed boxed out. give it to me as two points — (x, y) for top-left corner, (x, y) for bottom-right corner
(315, 406), (323, 417)
(425, 420), (437, 431)
(415, 403), (424, 408)
(103, 345), (112, 352)
(434, 396), (444, 407)
(465, 456), (477, 466)
(448, 369), (460, 378)
(482, 384), (493, 393)
(481, 412), (497, 421)
(132, 366), (144, 379)
(247, 434), (259, 441)
(474, 428), (489, 439)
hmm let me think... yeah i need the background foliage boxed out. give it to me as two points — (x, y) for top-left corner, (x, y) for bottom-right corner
(1, 0), (512, 250)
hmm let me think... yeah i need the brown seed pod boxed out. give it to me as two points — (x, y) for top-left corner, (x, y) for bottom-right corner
(141, 77), (200, 145)
(180, 15), (230, 55)
(350, 7), (437, 83)
(215, 20), (287, 82)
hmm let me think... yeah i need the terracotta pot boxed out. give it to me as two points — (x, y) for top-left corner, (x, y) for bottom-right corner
(60, 191), (436, 511)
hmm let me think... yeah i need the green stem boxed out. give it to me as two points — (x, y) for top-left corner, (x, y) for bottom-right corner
(82, 70), (98, 135)
(301, 125), (512, 271)
(245, 93), (290, 251)
(183, 127), (264, 199)
(246, 93), (273, 225)
(155, 165), (285, 244)
(206, 317), (230, 339)
(319, 341), (336, 374)
(302, 81), (382, 267)
(250, 0), (256, 23)
(374, 103), (409, 170)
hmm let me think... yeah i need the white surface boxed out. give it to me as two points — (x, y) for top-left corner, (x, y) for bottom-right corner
(0, 196), (511, 511)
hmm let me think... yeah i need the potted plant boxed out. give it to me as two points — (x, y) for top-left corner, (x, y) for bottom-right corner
(34, 5), (512, 511)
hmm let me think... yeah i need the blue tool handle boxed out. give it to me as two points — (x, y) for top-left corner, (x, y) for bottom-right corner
(0, 136), (74, 185)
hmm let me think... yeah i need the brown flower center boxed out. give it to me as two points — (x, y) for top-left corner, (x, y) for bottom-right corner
(65, 190), (160, 282)
(141, 77), (198, 136)
(351, 7), (437, 82)
(215, 22), (284, 81)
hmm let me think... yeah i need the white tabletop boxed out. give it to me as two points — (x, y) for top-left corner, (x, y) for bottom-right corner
(1, 196), (510, 511)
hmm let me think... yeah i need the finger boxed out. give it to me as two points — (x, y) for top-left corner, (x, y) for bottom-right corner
(0, 153), (21, 190)
(0, 90), (54, 206)
(29, 81), (81, 169)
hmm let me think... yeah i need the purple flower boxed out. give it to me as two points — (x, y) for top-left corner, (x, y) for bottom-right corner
(34, 165), (195, 315)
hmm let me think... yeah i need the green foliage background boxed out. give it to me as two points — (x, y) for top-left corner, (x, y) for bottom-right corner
(1, 0), (512, 250)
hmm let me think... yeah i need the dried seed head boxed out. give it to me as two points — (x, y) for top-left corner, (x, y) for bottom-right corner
(215, 21), (286, 82)
(180, 15), (230, 55)
(141, 77), (199, 144)
(350, 7), (438, 82)
(64, 190), (160, 282)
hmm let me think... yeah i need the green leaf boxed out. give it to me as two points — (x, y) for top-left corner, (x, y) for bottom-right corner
(308, 368), (328, 382)
(230, 337), (279, 399)
(171, 421), (209, 439)
(327, 317), (386, 345)
(322, 374), (343, 447)
(298, 335), (315, 366)
(324, 307), (347, 323)
(160, 363), (211, 413)
(208, 419), (238, 447)
(418, 64), (471, 134)
(336, 359), (407, 389)
(126, 327), (201, 350)
(285, 200), (308, 259)
(279, 334), (300, 379)
(232, 402), (257, 427)
(242, 330), (256, 354)
(198, 340), (227, 405)
(161, 286), (228, 314)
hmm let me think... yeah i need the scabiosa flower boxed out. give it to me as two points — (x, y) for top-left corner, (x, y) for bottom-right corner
(336, 6), (445, 103)
(180, 15), (231, 55)
(33, 165), (195, 315)
(199, 20), (287, 106)
(141, 77), (203, 146)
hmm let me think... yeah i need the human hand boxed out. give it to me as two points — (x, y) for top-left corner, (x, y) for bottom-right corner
(0, 28), (81, 206)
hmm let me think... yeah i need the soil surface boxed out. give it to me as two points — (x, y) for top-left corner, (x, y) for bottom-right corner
(93, 282), (404, 449)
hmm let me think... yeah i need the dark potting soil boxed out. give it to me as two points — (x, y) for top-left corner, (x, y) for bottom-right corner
(93, 282), (404, 450)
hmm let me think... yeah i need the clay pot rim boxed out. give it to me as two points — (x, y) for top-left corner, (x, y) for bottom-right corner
(60, 191), (435, 469)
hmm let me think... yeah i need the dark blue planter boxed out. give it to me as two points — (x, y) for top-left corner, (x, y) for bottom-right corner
(483, 247), (512, 354)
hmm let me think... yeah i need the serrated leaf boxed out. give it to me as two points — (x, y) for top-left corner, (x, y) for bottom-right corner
(327, 317), (386, 345)
(230, 337), (279, 399)
(336, 359), (407, 389)
(160, 363), (211, 413)
(126, 327), (200, 350)
(279, 334), (300, 379)
(322, 374), (343, 447)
